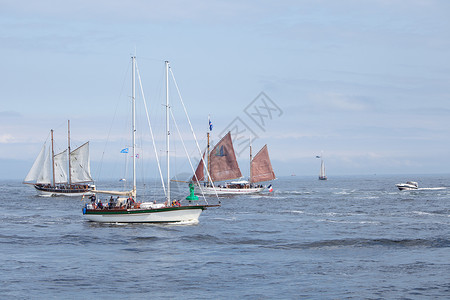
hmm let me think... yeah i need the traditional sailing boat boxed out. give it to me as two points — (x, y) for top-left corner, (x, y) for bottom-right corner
(83, 57), (218, 223)
(23, 121), (95, 196)
(318, 154), (327, 180)
(192, 132), (276, 195)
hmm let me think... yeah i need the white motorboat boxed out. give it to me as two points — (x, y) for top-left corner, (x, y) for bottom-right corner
(396, 181), (418, 191)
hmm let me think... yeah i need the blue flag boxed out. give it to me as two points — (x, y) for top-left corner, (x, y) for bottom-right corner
(120, 148), (129, 153)
(209, 116), (213, 131)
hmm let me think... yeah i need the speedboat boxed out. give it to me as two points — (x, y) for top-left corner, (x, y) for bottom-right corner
(396, 181), (418, 191)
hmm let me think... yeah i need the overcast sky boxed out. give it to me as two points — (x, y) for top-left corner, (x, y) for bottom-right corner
(1, 0), (450, 180)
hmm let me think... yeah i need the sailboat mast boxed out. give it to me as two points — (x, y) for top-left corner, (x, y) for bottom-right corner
(132, 56), (137, 197)
(165, 61), (170, 204)
(207, 131), (210, 183)
(249, 136), (252, 184)
(68, 120), (72, 186)
(51, 129), (55, 187)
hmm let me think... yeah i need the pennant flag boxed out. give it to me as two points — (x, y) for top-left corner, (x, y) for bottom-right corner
(208, 116), (213, 131)
(316, 155), (321, 158)
(120, 148), (129, 153)
(268, 184), (273, 192)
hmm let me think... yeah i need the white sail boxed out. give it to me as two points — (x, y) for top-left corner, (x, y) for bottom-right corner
(70, 142), (93, 183)
(319, 159), (326, 179)
(24, 144), (47, 183)
(37, 147), (52, 184)
(54, 150), (68, 184)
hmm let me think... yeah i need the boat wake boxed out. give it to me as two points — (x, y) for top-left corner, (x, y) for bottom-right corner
(417, 187), (447, 190)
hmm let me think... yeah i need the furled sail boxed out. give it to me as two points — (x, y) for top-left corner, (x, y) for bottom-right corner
(192, 152), (205, 182)
(54, 150), (68, 184)
(37, 147), (52, 184)
(70, 142), (93, 183)
(24, 144), (47, 183)
(209, 132), (242, 182)
(250, 144), (276, 183)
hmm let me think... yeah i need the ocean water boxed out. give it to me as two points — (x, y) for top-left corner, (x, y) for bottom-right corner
(1, 174), (449, 299)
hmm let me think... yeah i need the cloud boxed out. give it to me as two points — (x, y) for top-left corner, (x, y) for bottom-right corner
(310, 92), (371, 112)
(0, 134), (15, 143)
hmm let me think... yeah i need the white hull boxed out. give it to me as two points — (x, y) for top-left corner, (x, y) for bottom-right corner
(83, 206), (204, 223)
(396, 185), (418, 191)
(38, 190), (94, 197)
(197, 186), (265, 195)
(396, 181), (418, 191)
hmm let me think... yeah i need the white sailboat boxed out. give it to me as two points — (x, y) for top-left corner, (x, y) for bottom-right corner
(317, 154), (327, 180)
(83, 57), (218, 223)
(192, 132), (276, 195)
(23, 121), (95, 196)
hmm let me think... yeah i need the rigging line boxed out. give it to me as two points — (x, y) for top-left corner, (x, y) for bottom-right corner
(169, 67), (219, 199)
(135, 59), (167, 197)
(169, 108), (208, 203)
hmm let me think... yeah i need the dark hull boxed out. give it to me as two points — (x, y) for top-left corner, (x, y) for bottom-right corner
(34, 184), (94, 196)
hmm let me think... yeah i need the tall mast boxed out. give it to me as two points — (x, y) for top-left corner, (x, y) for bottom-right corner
(165, 61), (170, 204)
(249, 136), (252, 184)
(51, 129), (55, 187)
(132, 56), (136, 197)
(68, 120), (71, 186)
(207, 131), (210, 184)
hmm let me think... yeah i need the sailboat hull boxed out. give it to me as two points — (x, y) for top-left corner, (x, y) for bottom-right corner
(196, 186), (265, 195)
(83, 205), (211, 223)
(34, 184), (94, 197)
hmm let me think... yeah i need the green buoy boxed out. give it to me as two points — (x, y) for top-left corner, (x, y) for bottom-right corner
(186, 183), (199, 201)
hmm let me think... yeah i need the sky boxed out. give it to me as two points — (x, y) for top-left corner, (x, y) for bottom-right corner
(1, 0), (450, 180)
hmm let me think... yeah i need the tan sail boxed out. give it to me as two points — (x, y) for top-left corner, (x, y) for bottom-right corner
(209, 131), (242, 182)
(192, 152), (205, 182)
(250, 144), (275, 183)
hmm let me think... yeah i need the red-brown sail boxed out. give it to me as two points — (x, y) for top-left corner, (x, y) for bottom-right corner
(209, 132), (242, 182)
(250, 144), (275, 183)
(192, 152), (205, 182)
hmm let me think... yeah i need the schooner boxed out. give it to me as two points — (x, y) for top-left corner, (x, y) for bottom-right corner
(23, 121), (95, 196)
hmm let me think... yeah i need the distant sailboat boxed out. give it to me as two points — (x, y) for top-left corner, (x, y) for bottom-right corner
(317, 154), (327, 180)
(192, 131), (276, 195)
(23, 121), (95, 196)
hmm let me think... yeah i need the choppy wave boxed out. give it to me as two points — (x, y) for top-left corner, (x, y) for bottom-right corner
(2, 176), (450, 299)
(268, 238), (450, 250)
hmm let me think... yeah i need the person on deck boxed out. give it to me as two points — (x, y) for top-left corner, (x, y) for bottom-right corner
(108, 196), (115, 209)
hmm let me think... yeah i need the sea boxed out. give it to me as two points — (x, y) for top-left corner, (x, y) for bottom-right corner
(1, 174), (449, 299)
